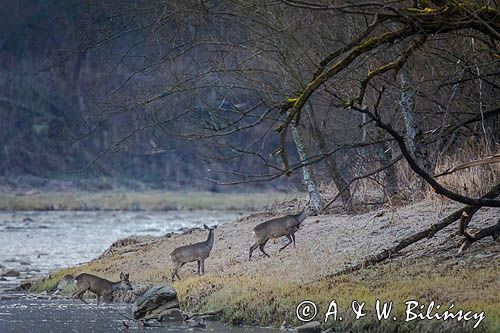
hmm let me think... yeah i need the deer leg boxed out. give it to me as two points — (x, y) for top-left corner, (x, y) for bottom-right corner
(78, 294), (88, 304)
(200, 260), (205, 275)
(197, 260), (201, 275)
(72, 288), (84, 298)
(279, 235), (293, 252)
(73, 288), (88, 304)
(259, 240), (270, 258)
(291, 233), (296, 247)
(176, 262), (185, 280)
(249, 243), (259, 260)
(171, 263), (180, 282)
(96, 295), (100, 306)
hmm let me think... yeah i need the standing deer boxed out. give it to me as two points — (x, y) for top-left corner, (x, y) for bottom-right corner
(249, 204), (317, 259)
(72, 272), (132, 305)
(170, 224), (216, 281)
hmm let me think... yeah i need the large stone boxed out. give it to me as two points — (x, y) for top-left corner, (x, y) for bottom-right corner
(296, 321), (322, 333)
(158, 308), (184, 322)
(132, 285), (179, 320)
(112, 284), (150, 303)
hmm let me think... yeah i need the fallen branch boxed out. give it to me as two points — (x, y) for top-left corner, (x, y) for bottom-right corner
(184, 308), (223, 321)
(328, 181), (500, 277)
(458, 211), (473, 235)
(458, 216), (500, 254)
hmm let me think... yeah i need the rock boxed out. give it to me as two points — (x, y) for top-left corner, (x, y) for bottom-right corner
(158, 308), (184, 322)
(186, 318), (206, 328)
(321, 329), (334, 333)
(112, 284), (150, 303)
(56, 274), (75, 291)
(296, 321), (322, 333)
(1, 270), (21, 278)
(98, 235), (157, 259)
(142, 299), (180, 320)
(17, 280), (33, 291)
(132, 285), (179, 320)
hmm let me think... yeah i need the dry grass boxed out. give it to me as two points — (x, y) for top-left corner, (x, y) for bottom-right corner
(433, 144), (499, 198)
(330, 141), (499, 209)
(33, 258), (500, 332)
(31, 201), (500, 332)
(0, 190), (303, 211)
(174, 265), (500, 332)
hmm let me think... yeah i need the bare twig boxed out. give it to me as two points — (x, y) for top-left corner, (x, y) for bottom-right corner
(322, 154), (403, 212)
(435, 153), (500, 178)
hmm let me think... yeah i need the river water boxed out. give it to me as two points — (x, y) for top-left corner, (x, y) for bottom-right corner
(0, 210), (241, 281)
(0, 210), (279, 332)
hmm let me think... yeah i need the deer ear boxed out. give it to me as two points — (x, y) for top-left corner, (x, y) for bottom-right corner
(125, 273), (130, 279)
(120, 272), (124, 279)
(204, 224), (209, 229)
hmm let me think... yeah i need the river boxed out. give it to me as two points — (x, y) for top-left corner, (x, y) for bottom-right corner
(0, 210), (279, 332)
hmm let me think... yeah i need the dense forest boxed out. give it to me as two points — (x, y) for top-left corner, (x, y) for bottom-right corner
(0, 0), (498, 199)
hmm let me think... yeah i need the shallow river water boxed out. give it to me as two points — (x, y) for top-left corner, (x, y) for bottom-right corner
(0, 210), (279, 333)
(0, 297), (276, 333)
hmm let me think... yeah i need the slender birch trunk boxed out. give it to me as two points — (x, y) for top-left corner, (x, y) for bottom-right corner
(291, 124), (323, 212)
(377, 140), (399, 198)
(399, 65), (433, 187)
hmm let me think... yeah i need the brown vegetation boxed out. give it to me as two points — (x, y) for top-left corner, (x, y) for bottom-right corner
(33, 200), (500, 331)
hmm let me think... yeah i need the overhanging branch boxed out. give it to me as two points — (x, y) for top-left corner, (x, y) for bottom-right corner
(351, 105), (500, 207)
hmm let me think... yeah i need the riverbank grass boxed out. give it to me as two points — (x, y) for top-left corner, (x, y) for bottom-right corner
(0, 190), (301, 211)
(174, 265), (499, 332)
(32, 262), (499, 332)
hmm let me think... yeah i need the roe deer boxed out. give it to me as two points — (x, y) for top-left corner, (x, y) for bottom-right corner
(72, 272), (132, 305)
(170, 224), (216, 281)
(249, 205), (317, 259)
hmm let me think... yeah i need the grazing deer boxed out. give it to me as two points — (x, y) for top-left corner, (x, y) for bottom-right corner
(249, 204), (317, 259)
(72, 272), (132, 305)
(170, 224), (216, 281)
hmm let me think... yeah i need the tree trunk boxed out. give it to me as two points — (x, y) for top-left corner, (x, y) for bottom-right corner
(377, 140), (399, 198)
(291, 124), (323, 211)
(305, 105), (353, 211)
(73, 51), (88, 117)
(399, 65), (433, 186)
